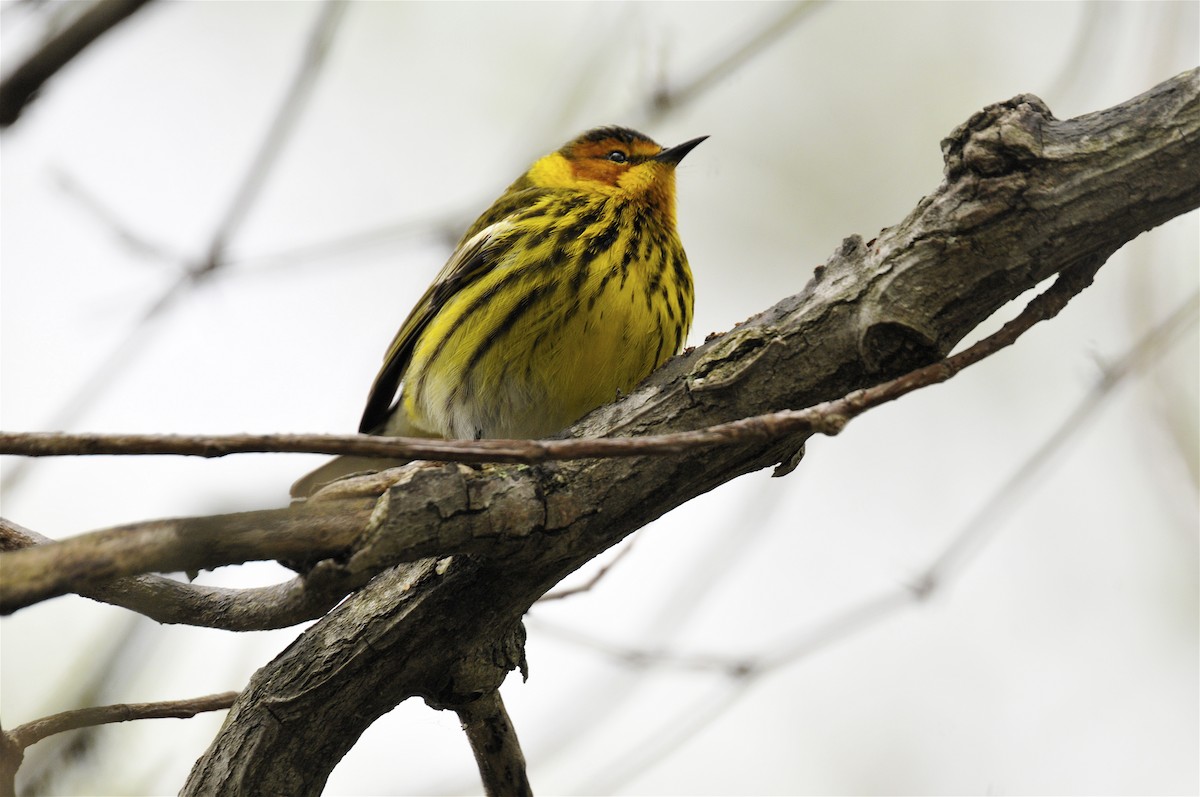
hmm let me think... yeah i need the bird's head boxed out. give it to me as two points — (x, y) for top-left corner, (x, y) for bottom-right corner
(526, 126), (706, 210)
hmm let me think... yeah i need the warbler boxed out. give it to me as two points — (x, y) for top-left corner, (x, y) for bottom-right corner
(292, 126), (705, 497)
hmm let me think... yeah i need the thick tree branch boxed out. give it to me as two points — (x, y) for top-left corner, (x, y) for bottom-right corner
(171, 71), (1199, 794)
(0, 501), (374, 612)
(0, 259), (1111, 614)
(0, 517), (378, 629)
(0, 67), (1193, 794)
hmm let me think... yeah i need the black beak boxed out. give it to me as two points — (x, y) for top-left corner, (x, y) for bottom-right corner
(654, 135), (708, 165)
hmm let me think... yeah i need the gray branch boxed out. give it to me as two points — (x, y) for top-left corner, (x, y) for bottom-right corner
(178, 70), (1198, 794)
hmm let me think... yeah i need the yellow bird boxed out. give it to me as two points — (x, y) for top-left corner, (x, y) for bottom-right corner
(293, 127), (705, 497)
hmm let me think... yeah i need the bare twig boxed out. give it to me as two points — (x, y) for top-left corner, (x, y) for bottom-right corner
(913, 288), (1200, 592)
(7, 611), (145, 795)
(201, 0), (347, 271)
(455, 692), (532, 797)
(51, 168), (188, 264)
(0, 516), (46, 550)
(0, 0), (155, 127)
(0, 689), (237, 797)
(538, 539), (637, 602)
(0, 258), (1134, 616)
(526, 616), (758, 676)
(80, 568), (373, 630)
(0, 501), (375, 614)
(0, 264), (1120, 466)
(9, 692), (239, 749)
(646, 1), (825, 120)
(0, 518), (374, 628)
(224, 1), (822, 278)
(222, 212), (448, 274)
(232, 1), (820, 276)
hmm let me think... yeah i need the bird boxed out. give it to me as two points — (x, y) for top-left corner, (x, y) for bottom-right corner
(291, 126), (705, 497)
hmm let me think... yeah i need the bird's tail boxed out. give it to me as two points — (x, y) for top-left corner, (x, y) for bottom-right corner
(289, 454), (413, 499)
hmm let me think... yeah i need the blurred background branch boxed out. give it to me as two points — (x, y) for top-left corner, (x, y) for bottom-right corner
(0, 0), (154, 126)
(0, 0), (347, 495)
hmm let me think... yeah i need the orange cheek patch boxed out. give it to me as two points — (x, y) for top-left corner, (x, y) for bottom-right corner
(566, 137), (665, 189)
(570, 158), (624, 186)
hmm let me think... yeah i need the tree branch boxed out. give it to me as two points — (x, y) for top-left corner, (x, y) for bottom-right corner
(0, 517), (379, 629)
(455, 692), (532, 797)
(0, 65), (1194, 794)
(524, 292), (1199, 791)
(0, 0), (155, 127)
(0, 254), (1114, 614)
(0, 502), (375, 614)
(9, 692), (239, 749)
(170, 71), (1199, 794)
(0, 691), (237, 797)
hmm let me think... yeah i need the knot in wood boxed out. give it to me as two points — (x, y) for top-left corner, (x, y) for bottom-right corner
(423, 622), (528, 710)
(859, 320), (940, 374)
(686, 327), (779, 393)
(942, 93), (1052, 178)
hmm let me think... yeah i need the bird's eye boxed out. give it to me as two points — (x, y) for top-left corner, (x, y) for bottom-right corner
(607, 150), (628, 163)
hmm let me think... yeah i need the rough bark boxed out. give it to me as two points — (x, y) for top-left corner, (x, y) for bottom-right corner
(455, 691), (533, 797)
(177, 70), (1199, 794)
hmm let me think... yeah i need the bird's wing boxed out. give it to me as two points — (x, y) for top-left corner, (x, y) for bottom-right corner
(357, 217), (516, 434)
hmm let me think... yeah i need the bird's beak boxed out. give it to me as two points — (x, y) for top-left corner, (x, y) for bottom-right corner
(654, 135), (708, 166)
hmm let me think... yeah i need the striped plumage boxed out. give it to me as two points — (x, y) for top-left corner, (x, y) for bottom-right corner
(292, 126), (704, 497)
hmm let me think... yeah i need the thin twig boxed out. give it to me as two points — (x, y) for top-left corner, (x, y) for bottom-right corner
(569, 284), (1198, 691)
(455, 692), (532, 797)
(526, 616), (758, 676)
(646, 1), (825, 120)
(222, 0), (819, 277)
(9, 692), (239, 749)
(0, 261), (1123, 615)
(537, 539), (637, 602)
(517, 477), (786, 784)
(8, 612), (146, 794)
(221, 212), (449, 274)
(914, 288), (1200, 592)
(0, 260), (1112, 465)
(51, 169), (188, 264)
(230, 2), (818, 276)
(201, 0), (347, 271)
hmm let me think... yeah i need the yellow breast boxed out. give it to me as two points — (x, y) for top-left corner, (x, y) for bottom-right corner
(398, 195), (692, 440)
